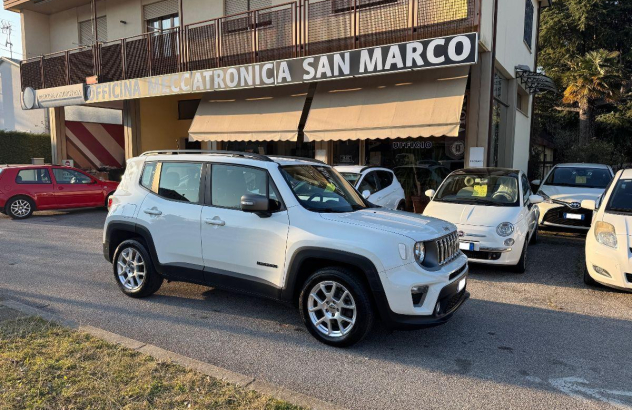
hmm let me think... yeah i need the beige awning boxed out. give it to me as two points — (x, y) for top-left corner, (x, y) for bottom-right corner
(188, 84), (309, 142)
(303, 66), (469, 141)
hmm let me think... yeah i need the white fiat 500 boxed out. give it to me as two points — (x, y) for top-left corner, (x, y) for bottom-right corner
(336, 165), (406, 210)
(533, 163), (613, 231)
(424, 168), (542, 272)
(582, 168), (632, 291)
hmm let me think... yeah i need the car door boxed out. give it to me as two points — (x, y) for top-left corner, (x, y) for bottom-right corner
(135, 161), (205, 283)
(375, 170), (397, 208)
(521, 173), (538, 236)
(14, 167), (57, 209)
(357, 171), (382, 204)
(51, 167), (103, 207)
(201, 163), (289, 289)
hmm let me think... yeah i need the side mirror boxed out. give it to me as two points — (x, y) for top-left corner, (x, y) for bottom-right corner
(581, 199), (596, 211)
(529, 194), (544, 204)
(241, 194), (270, 216)
(425, 189), (436, 199)
(531, 179), (541, 186)
(362, 190), (371, 199)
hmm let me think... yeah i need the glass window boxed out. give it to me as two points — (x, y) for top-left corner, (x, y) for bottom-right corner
(16, 168), (51, 184)
(544, 167), (612, 189)
(280, 165), (367, 212)
(524, 0), (534, 49)
(358, 172), (380, 195)
(377, 171), (393, 188)
(434, 172), (520, 207)
(158, 162), (202, 203)
(141, 162), (157, 191)
(340, 172), (362, 186)
(53, 168), (93, 184)
(212, 164), (267, 209)
(521, 174), (532, 204)
(605, 179), (632, 214)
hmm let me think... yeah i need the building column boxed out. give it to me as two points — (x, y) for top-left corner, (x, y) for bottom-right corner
(315, 141), (333, 164)
(465, 51), (493, 167)
(123, 99), (142, 159)
(49, 107), (66, 165)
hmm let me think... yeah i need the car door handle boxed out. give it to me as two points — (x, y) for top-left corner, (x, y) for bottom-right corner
(205, 218), (225, 226)
(143, 208), (162, 216)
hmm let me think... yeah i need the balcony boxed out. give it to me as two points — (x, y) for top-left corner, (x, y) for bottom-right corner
(20, 0), (479, 92)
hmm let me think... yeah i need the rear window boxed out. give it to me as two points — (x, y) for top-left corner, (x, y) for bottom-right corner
(16, 168), (52, 184)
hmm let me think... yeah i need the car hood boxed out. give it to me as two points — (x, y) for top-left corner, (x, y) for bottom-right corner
(424, 201), (521, 228)
(539, 185), (604, 203)
(601, 212), (632, 238)
(319, 208), (455, 241)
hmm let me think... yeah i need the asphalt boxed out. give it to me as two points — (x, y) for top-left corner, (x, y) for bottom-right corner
(1, 209), (632, 410)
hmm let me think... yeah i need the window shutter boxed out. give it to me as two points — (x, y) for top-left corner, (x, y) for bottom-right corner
(79, 16), (107, 46)
(523, 0), (534, 48)
(144, 0), (179, 21)
(224, 0), (271, 15)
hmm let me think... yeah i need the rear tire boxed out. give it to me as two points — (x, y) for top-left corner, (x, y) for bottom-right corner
(6, 196), (35, 219)
(396, 200), (406, 211)
(513, 241), (528, 273)
(112, 239), (163, 298)
(299, 267), (374, 347)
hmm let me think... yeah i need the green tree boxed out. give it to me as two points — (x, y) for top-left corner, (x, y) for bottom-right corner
(562, 50), (624, 144)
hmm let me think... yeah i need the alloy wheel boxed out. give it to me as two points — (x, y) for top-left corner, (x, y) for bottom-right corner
(117, 247), (146, 291)
(10, 199), (31, 217)
(307, 281), (357, 338)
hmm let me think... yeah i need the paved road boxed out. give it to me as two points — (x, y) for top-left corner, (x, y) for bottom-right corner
(2, 209), (632, 410)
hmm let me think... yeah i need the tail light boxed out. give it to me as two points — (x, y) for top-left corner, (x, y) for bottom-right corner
(108, 196), (114, 210)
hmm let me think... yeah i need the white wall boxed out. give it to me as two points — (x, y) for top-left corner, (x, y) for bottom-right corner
(495, 0), (538, 75)
(513, 109), (531, 173)
(0, 60), (47, 133)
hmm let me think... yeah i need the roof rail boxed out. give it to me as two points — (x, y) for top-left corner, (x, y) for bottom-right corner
(268, 155), (326, 165)
(140, 150), (274, 162)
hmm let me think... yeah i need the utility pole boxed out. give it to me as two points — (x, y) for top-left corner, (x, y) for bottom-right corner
(1, 20), (14, 59)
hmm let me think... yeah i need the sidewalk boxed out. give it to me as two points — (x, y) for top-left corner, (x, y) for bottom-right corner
(0, 300), (337, 410)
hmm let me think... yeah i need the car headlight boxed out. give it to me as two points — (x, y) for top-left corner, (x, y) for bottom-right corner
(496, 222), (514, 237)
(413, 242), (425, 264)
(594, 221), (617, 248)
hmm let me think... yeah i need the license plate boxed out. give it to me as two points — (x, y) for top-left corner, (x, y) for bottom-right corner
(458, 278), (466, 292)
(564, 213), (584, 220)
(459, 242), (474, 251)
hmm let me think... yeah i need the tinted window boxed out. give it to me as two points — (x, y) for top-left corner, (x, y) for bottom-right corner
(158, 162), (202, 203)
(434, 173), (520, 206)
(16, 168), (51, 184)
(377, 171), (393, 188)
(521, 174), (531, 204)
(141, 162), (157, 191)
(53, 168), (92, 184)
(544, 167), (612, 189)
(358, 172), (380, 195)
(606, 179), (632, 214)
(212, 164), (267, 209)
(340, 172), (361, 186)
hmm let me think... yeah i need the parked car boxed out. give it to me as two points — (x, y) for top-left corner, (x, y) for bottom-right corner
(533, 163), (614, 231)
(335, 165), (406, 210)
(104, 151), (469, 347)
(423, 168), (542, 273)
(582, 168), (632, 291)
(0, 165), (119, 219)
(393, 164), (451, 213)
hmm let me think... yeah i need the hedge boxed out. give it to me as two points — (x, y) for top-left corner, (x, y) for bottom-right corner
(0, 130), (52, 165)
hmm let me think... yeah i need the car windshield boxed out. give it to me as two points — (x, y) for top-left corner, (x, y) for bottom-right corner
(340, 172), (361, 186)
(606, 178), (632, 214)
(544, 167), (612, 189)
(280, 165), (368, 212)
(434, 173), (520, 206)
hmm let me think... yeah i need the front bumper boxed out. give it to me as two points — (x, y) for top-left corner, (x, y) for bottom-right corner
(376, 256), (469, 330)
(539, 202), (592, 230)
(456, 225), (525, 266)
(585, 233), (632, 291)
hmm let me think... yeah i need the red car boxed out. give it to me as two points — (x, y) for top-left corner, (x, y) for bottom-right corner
(0, 165), (119, 219)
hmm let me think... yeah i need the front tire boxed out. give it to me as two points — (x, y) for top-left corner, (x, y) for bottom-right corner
(299, 267), (374, 347)
(113, 239), (163, 298)
(6, 196), (34, 219)
(513, 240), (528, 273)
(529, 226), (538, 245)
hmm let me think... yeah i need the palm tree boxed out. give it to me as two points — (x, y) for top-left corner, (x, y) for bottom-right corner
(562, 50), (624, 144)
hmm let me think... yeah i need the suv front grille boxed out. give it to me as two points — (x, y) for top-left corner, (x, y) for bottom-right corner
(435, 231), (460, 265)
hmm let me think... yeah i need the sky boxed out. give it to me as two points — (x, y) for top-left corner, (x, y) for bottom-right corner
(0, 8), (23, 60)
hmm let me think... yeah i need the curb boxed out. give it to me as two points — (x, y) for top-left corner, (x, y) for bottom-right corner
(0, 299), (346, 410)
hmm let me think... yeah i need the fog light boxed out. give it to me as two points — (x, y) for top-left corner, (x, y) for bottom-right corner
(411, 285), (428, 307)
(435, 302), (441, 315)
(504, 238), (515, 246)
(593, 265), (612, 278)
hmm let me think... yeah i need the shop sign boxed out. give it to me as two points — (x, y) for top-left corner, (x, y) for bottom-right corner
(468, 147), (485, 168)
(393, 141), (433, 149)
(24, 33), (477, 108)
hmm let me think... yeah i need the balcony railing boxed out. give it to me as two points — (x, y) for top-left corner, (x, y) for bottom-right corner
(20, 0), (478, 91)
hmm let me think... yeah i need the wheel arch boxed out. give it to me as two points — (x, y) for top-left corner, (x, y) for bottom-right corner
(104, 221), (158, 266)
(5, 194), (37, 211)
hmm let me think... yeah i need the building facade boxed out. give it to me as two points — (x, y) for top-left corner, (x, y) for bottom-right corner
(6, 0), (552, 207)
(0, 57), (48, 133)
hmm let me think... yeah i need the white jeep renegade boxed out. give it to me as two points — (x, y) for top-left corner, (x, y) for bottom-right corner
(103, 151), (469, 346)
